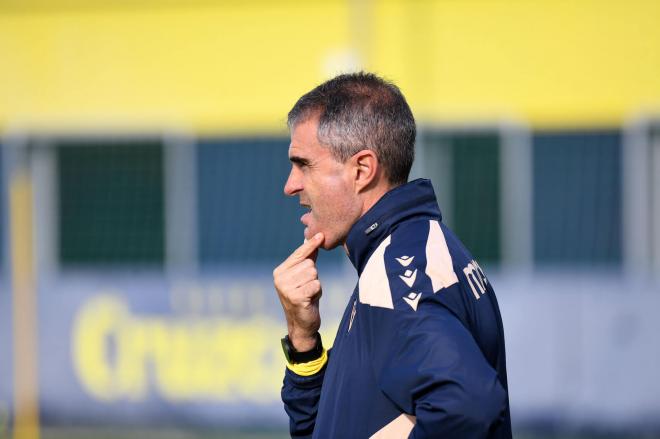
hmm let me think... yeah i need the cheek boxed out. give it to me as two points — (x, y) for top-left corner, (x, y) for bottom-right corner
(314, 179), (356, 223)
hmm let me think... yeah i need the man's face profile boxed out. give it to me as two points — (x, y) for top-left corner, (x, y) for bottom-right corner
(284, 117), (361, 250)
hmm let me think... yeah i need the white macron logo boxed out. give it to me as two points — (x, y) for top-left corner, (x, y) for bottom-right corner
(463, 260), (488, 300)
(399, 269), (417, 288)
(395, 255), (415, 267)
(403, 292), (421, 311)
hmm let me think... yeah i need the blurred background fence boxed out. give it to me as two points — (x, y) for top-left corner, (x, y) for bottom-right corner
(1, 1), (660, 438)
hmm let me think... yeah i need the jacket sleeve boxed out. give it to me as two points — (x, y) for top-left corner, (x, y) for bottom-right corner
(373, 301), (507, 438)
(281, 349), (330, 438)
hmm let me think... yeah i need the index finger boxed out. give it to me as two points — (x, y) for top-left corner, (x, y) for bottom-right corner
(282, 232), (324, 268)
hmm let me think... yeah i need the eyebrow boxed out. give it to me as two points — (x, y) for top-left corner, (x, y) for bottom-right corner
(289, 155), (310, 166)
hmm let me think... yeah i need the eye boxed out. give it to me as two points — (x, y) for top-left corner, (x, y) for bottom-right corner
(290, 157), (310, 171)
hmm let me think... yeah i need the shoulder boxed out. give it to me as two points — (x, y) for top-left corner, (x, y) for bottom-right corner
(358, 219), (462, 312)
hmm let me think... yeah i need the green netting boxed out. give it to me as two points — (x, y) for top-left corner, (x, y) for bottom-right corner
(58, 141), (164, 267)
(533, 130), (621, 265)
(421, 131), (501, 265)
(451, 135), (501, 264)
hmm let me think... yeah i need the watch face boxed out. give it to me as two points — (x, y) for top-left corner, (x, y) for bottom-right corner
(281, 336), (293, 363)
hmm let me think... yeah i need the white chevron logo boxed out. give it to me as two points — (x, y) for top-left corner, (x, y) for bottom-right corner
(399, 269), (417, 287)
(395, 255), (415, 267)
(403, 292), (421, 311)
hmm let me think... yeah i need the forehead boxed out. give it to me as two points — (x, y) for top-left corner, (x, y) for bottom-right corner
(288, 118), (331, 159)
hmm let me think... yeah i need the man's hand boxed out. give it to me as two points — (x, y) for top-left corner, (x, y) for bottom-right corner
(274, 232), (325, 352)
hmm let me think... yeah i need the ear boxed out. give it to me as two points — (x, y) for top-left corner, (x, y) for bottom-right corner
(351, 149), (379, 193)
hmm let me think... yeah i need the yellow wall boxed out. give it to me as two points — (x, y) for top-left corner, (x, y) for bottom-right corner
(0, 1), (353, 134)
(1, 0), (659, 133)
(370, 0), (660, 128)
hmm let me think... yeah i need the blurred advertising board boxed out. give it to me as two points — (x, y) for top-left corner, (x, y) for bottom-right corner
(0, 271), (348, 428)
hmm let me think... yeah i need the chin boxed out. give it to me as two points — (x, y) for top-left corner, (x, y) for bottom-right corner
(321, 241), (340, 251)
(321, 232), (346, 251)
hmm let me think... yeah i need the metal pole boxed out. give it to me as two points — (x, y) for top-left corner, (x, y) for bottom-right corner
(7, 141), (40, 439)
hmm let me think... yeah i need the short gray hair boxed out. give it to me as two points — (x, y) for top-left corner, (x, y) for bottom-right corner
(287, 72), (416, 186)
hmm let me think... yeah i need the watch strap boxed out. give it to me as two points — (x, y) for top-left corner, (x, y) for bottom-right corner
(281, 332), (324, 364)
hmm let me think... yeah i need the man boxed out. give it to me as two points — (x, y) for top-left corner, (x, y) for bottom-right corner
(274, 72), (511, 438)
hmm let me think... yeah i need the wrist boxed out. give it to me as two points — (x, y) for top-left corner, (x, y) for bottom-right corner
(289, 333), (318, 352)
(287, 326), (320, 352)
(281, 331), (324, 364)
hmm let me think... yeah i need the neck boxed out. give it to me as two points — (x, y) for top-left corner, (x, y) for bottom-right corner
(360, 183), (396, 217)
(342, 180), (397, 254)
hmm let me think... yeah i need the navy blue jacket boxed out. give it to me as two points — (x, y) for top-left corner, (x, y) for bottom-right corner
(282, 179), (511, 438)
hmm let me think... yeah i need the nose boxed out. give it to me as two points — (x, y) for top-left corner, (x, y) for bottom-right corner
(284, 166), (302, 196)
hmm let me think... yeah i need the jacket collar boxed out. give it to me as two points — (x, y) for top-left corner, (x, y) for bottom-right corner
(345, 178), (442, 275)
